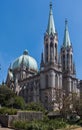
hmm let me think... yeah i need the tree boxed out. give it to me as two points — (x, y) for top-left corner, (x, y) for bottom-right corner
(25, 102), (45, 112)
(61, 93), (72, 117)
(0, 84), (25, 109)
(13, 96), (25, 109)
(60, 92), (81, 117)
(0, 84), (15, 106)
(53, 89), (75, 117)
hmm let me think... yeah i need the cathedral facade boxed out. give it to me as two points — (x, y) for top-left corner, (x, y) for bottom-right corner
(6, 3), (80, 111)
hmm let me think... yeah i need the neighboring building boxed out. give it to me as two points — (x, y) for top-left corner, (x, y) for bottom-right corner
(6, 3), (80, 111)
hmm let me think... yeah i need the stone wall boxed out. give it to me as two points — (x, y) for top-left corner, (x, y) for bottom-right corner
(0, 111), (43, 127)
(8, 115), (18, 127)
(17, 111), (43, 121)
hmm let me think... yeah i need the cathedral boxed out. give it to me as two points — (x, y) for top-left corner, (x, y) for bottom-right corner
(6, 3), (80, 111)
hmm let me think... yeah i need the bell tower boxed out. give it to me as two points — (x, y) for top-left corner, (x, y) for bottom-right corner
(40, 2), (62, 111)
(60, 20), (77, 94)
(43, 2), (58, 67)
(61, 20), (75, 75)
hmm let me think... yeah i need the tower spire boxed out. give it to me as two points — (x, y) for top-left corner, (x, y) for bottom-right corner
(73, 61), (76, 75)
(63, 19), (71, 47)
(46, 2), (56, 35)
(40, 51), (44, 69)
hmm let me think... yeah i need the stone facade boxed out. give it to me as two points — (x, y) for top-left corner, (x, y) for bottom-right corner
(6, 3), (80, 111)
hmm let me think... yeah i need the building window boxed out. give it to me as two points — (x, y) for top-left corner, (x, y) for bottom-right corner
(50, 42), (53, 47)
(46, 44), (48, 62)
(63, 55), (65, 70)
(55, 44), (57, 62)
(50, 42), (54, 60)
(71, 54), (72, 70)
(50, 37), (53, 40)
(67, 53), (69, 68)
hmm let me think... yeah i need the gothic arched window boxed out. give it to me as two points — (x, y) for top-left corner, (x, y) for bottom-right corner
(67, 53), (69, 68)
(63, 54), (65, 70)
(50, 42), (53, 60)
(46, 44), (48, 62)
(50, 42), (53, 47)
(71, 54), (72, 70)
(55, 44), (57, 62)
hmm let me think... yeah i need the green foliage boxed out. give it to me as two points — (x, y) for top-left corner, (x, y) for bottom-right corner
(42, 115), (49, 123)
(13, 96), (25, 109)
(6, 96), (25, 109)
(25, 102), (45, 113)
(0, 84), (25, 109)
(13, 120), (26, 129)
(78, 119), (82, 126)
(48, 119), (67, 129)
(0, 107), (17, 115)
(13, 118), (67, 130)
(0, 84), (15, 106)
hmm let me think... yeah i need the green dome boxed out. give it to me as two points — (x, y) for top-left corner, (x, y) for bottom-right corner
(12, 50), (38, 72)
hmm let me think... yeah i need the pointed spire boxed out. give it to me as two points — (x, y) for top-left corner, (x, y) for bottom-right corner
(40, 52), (44, 68)
(41, 52), (44, 63)
(73, 62), (76, 75)
(58, 52), (61, 65)
(63, 19), (71, 47)
(46, 2), (56, 35)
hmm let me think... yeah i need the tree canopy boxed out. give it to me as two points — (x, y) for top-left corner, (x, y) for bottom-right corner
(0, 84), (25, 109)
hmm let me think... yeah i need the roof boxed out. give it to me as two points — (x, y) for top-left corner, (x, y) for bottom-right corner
(63, 20), (71, 47)
(12, 50), (38, 72)
(46, 2), (56, 35)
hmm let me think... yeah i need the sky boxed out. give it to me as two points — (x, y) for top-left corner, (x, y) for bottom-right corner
(0, 0), (82, 83)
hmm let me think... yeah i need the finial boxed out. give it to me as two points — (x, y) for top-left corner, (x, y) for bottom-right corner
(65, 18), (68, 26)
(40, 51), (44, 68)
(23, 49), (29, 55)
(50, 1), (52, 9)
(41, 51), (43, 61)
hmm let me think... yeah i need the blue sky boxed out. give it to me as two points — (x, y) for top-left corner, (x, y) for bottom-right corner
(0, 0), (82, 83)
